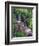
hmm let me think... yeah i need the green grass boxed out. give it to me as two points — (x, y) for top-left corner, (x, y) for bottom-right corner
(15, 32), (26, 37)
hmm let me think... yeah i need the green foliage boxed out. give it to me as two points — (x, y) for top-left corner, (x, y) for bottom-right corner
(16, 32), (26, 37)
(11, 7), (32, 37)
(27, 18), (32, 29)
(14, 8), (32, 29)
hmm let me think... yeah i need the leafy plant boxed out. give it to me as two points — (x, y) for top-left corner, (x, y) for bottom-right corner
(11, 7), (32, 37)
